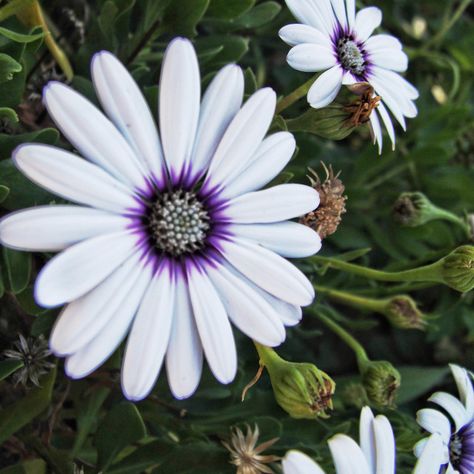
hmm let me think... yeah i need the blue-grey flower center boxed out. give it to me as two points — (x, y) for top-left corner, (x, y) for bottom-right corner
(337, 37), (366, 75)
(450, 420), (474, 472)
(149, 190), (210, 256)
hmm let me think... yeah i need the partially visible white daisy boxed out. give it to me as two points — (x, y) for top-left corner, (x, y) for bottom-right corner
(279, 0), (419, 152)
(0, 38), (321, 401)
(416, 364), (474, 474)
(282, 406), (445, 474)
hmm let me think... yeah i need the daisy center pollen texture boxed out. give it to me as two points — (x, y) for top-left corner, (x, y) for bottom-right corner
(149, 190), (210, 256)
(337, 37), (365, 75)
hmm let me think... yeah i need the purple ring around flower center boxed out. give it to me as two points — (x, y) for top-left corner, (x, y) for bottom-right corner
(450, 420), (474, 474)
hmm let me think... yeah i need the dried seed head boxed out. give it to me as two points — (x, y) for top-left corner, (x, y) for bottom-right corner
(300, 163), (347, 239)
(344, 83), (381, 127)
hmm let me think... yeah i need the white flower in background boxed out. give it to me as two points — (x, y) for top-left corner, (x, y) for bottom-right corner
(0, 38), (321, 401)
(282, 406), (444, 474)
(279, 0), (419, 152)
(416, 364), (474, 474)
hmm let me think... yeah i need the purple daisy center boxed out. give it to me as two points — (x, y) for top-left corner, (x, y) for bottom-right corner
(450, 420), (474, 474)
(335, 33), (367, 77)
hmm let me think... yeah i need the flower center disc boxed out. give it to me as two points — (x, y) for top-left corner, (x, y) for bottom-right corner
(149, 190), (210, 256)
(337, 37), (365, 75)
(450, 421), (474, 471)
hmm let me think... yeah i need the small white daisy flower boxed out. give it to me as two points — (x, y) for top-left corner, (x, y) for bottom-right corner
(282, 406), (445, 474)
(279, 0), (419, 152)
(0, 38), (322, 401)
(416, 364), (474, 474)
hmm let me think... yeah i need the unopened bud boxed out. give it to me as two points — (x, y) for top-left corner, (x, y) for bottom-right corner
(439, 246), (474, 293)
(359, 359), (401, 408)
(341, 382), (369, 409)
(300, 164), (347, 239)
(393, 192), (442, 227)
(384, 296), (427, 330)
(256, 344), (335, 419)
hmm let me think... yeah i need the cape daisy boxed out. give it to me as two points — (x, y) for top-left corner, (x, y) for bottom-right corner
(0, 38), (321, 401)
(416, 364), (474, 474)
(279, 0), (419, 152)
(282, 406), (444, 474)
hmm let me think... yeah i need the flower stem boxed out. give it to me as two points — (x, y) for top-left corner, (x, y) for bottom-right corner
(275, 74), (318, 115)
(315, 285), (387, 313)
(313, 310), (369, 367)
(311, 255), (444, 284)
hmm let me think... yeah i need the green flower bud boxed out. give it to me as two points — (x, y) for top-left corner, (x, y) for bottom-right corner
(393, 192), (443, 227)
(256, 344), (335, 419)
(439, 245), (474, 293)
(359, 359), (401, 408)
(341, 382), (369, 409)
(383, 295), (427, 330)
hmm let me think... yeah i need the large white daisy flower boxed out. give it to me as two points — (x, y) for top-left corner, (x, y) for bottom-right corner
(279, 0), (419, 152)
(282, 406), (444, 474)
(416, 364), (474, 474)
(0, 37), (321, 401)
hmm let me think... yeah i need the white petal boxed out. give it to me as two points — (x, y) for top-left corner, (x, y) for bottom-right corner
(0, 206), (128, 252)
(279, 24), (332, 48)
(220, 132), (296, 200)
(373, 415), (395, 474)
(189, 64), (244, 182)
(372, 67), (419, 100)
(282, 451), (326, 474)
(413, 434), (447, 474)
(313, 0), (337, 35)
(187, 262), (237, 384)
(354, 7), (382, 42)
(50, 252), (143, 355)
(346, 0), (356, 29)
(205, 88), (276, 189)
(159, 37), (200, 183)
(223, 184), (319, 224)
(13, 144), (137, 213)
(122, 264), (175, 401)
(359, 406), (376, 473)
(91, 51), (165, 182)
(284, 0), (332, 33)
(219, 238), (314, 306)
(416, 408), (452, 443)
(450, 364), (474, 416)
(229, 222), (321, 258)
(206, 262), (286, 346)
(365, 34), (402, 52)
(376, 102), (396, 151)
(328, 434), (371, 474)
(307, 66), (343, 108)
(287, 44), (336, 72)
(43, 82), (147, 189)
(35, 231), (138, 308)
(369, 108), (383, 154)
(330, 0), (348, 30)
(65, 265), (151, 378)
(166, 272), (203, 399)
(370, 49), (408, 72)
(429, 392), (470, 432)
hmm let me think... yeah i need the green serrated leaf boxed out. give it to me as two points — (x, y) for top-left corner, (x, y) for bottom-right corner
(0, 367), (56, 445)
(3, 248), (31, 294)
(95, 402), (147, 471)
(0, 26), (44, 43)
(0, 359), (24, 381)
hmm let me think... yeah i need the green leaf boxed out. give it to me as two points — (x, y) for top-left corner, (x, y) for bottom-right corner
(0, 185), (9, 202)
(195, 36), (249, 67)
(206, 0), (255, 19)
(0, 459), (47, 474)
(0, 26), (44, 43)
(0, 359), (24, 381)
(95, 402), (147, 471)
(73, 386), (111, 456)
(244, 67), (257, 95)
(3, 248), (31, 295)
(0, 367), (56, 445)
(0, 53), (21, 83)
(234, 1), (282, 28)
(162, 0), (210, 37)
(397, 366), (450, 404)
(0, 107), (18, 123)
(0, 128), (59, 160)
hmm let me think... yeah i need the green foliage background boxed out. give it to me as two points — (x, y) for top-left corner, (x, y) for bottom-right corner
(0, 0), (473, 472)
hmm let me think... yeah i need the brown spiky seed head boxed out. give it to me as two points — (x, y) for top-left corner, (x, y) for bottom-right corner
(300, 163), (347, 239)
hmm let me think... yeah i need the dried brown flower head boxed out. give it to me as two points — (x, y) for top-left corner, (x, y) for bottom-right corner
(344, 83), (381, 127)
(300, 163), (347, 239)
(222, 424), (280, 474)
